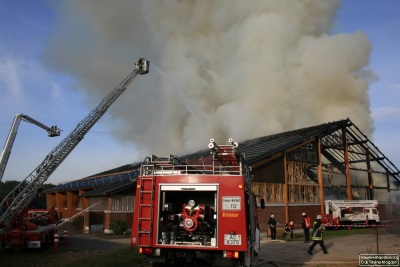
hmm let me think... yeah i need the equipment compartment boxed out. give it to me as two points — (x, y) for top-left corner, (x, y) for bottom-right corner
(157, 184), (218, 247)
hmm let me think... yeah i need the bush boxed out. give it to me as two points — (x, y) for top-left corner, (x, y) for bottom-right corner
(110, 220), (127, 235)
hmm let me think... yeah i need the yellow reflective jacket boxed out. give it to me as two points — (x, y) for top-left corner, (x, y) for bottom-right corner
(311, 220), (325, 241)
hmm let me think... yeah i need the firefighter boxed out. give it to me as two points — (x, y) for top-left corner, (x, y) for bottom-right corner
(283, 221), (294, 239)
(268, 214), (277, 240)
(307, 215), (328, 255)
(52, 206), (59, 221)
(301, 212), (311, 243)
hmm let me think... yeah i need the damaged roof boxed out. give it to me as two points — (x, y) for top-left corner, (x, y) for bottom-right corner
(47, 118), (400, 194)
(180, 118), (400, 184)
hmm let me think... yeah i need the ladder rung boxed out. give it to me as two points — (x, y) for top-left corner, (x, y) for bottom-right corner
(138, 231), (151, 234)
(139, 217), (151, 220)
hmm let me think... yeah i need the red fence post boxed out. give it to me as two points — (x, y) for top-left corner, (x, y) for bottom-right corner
(54, 230), (59, 253)
(64, 228), (68, 245)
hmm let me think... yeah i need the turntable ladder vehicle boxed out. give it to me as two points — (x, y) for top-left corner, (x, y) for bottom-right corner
(0, 58), (149, 250)
(0, 114), (61, 183)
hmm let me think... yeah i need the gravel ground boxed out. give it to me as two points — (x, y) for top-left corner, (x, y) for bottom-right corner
(256, 226), (400, 267)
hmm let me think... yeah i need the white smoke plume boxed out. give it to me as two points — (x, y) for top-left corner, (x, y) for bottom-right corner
(43, 0), (375, 157)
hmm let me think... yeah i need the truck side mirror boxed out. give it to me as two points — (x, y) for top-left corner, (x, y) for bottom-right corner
(260, 198), (265, 209)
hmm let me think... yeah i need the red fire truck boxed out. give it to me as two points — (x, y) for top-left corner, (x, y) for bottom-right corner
(131, 138), (262, 267)
(0, 208), (58, 251)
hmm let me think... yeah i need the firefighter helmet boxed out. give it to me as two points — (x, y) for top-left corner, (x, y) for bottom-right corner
(302, 212), (306, 216)
(316, 215), (322, 219)
(271, 214), (274, 218)
(290, 221), (293, 225)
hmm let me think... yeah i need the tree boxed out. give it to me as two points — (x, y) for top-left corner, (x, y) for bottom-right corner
(0, 180), (56, 209)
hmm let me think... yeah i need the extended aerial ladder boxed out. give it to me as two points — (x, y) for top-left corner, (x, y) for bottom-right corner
(0, 114), (61, 183)
(0, 58), (149, 228)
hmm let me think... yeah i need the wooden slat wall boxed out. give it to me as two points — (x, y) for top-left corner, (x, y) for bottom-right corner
(252, 161), (320, 204)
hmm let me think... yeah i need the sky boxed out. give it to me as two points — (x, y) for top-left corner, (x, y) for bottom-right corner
(0, 0), (399, 185)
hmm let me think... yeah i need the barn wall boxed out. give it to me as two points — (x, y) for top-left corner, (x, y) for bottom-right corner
(110, 213), (133, 229)
(378, 202), (400, 222)
(90, 211), (104, 225)
(46, 193), (56, 209)
(66, 190), (79, 218)
(253, 157), (284, 183)
(258, 204), (321, 234)
(55, 192), (66, 220)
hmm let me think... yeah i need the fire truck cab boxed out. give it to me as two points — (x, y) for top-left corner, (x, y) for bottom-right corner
(131, 139), (261, 266)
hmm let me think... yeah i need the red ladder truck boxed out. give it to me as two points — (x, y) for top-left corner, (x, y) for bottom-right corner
(0, 58), (149, 251)
(131, 138), (261, 267)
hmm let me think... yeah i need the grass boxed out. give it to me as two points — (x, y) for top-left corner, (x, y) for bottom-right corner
(59, 248), (150, 267)
(0, 245), (149, 267)
(283, 226), (374, 242)
(0, 224), (151, 267)
(323, 227), (374, 239)
(0, 227), (377, 266)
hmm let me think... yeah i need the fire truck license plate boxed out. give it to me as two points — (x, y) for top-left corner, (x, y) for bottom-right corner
(224, 234), (242, 245)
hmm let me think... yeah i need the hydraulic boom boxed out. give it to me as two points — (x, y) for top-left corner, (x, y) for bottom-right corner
(0, 58), (149, 228)
(0, 114), (61, 183)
